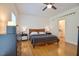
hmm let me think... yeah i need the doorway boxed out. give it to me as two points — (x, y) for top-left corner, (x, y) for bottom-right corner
(58, 19), (65, 42)
(58, 19), (66, 55)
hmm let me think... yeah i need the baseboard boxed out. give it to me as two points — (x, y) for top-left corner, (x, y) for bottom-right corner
(65, 42), (77, 47)
(65, 40), (78, 45)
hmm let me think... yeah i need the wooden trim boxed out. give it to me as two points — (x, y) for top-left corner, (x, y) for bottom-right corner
(29, 29), (45, 34)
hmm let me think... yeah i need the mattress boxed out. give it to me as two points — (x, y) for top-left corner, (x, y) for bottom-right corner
(30, 34), (58, 39)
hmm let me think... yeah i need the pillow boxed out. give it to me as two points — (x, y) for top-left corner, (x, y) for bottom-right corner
(39, 32), (46, 34)
(46, 32), (52, 35)
(30, 32), (38, 35)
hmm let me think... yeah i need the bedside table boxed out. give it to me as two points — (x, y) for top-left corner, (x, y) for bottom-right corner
(21, 33), (28, 40)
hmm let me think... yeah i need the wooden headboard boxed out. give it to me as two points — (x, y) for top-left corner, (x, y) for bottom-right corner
(29, 29), (45, 34)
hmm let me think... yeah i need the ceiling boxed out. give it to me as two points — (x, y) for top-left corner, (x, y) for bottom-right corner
(16, 3), (79, 18)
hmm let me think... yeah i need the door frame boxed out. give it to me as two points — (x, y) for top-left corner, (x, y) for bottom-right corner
(57, 17), (66, 41)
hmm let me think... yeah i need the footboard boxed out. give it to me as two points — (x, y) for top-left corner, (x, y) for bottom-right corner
(30, 35), (59, 48)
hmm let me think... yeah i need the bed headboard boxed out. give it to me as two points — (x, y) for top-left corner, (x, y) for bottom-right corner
(29, 29), (45, 35)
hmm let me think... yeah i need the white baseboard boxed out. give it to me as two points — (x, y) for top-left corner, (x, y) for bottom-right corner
(66, 41), (77, 46)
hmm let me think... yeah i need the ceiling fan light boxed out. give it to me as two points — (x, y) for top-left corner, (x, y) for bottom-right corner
(47, 4), (52, 8)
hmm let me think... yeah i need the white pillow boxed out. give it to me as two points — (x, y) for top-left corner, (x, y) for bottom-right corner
(30, 32), (38, 35)
(39, 32), (45, 34)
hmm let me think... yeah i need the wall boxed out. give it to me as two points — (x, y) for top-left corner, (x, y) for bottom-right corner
(0, 3), (18, 56)
(17, 14), (50, 32)
(0, 3), (18, 22)
(49, 7), (79, 45)
(0, 3), (18, 34)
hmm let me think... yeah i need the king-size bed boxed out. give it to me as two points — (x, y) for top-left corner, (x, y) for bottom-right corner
(29, 29), (59, 48)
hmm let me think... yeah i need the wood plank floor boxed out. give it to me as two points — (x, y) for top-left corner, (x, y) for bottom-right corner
(17, 40), (77, 56)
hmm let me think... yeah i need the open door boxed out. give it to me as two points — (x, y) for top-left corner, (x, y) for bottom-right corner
(58, 19), (66, 55)
(58, 19), (65, 42)
(77, 26), (79, 56)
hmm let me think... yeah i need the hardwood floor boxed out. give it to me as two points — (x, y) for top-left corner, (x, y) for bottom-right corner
(17, 40), (77, 56)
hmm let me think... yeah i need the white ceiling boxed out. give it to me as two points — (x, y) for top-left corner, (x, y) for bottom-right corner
(16, 3), (79, 18)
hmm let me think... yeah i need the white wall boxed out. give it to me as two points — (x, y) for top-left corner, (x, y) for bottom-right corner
(0, 4), (18, 34)
(17, 14), (49, 32)
(49, 7), (79, 45)
(0, 3), (18, 26)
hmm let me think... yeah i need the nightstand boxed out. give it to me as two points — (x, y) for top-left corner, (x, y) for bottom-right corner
(21, 32), (28, 40)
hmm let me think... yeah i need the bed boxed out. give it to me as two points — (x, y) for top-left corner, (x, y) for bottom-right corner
(29, 29), (59, 48)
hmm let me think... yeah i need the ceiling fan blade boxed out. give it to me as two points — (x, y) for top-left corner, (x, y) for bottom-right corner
(42, 6), (47, 11)
(52, 5), (57, 10)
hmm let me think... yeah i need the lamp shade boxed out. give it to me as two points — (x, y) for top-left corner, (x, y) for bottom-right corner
(45, 26), (50, 32)
(22, 26), (26, 32)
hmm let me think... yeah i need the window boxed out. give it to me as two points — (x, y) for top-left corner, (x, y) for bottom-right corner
(8, 12), (16, 26)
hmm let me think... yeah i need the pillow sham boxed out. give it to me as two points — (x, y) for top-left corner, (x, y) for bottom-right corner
(30, 32), (38, 35)
(39, 32), (46, 34)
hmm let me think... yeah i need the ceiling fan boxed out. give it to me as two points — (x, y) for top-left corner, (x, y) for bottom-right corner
(42, 3), (57, 11)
